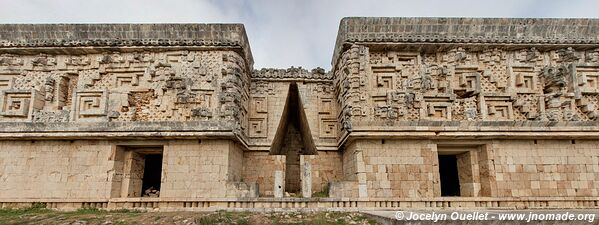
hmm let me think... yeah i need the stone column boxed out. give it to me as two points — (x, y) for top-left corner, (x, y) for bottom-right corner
(356, 150), (368, 198)
(478, 143), (498, 196)
(121, 150), (145, 198)
(273, 170), (285, 198)
(300, 155), (312, 198)
(429, 144), (441, 197)
(457, 150), (481, 197)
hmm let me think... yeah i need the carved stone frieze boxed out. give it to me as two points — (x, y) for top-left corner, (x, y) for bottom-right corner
(0, 50), (251, 129)
(332, 44), (599, 132)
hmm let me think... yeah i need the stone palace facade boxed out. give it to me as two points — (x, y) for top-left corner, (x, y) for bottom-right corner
(0, 18), (598, 210)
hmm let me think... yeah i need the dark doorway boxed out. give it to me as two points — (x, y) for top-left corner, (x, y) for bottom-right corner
(141, 154), (163, 197)
(269, 82), (317, 196)
(282, 83), (304, 194)
(438, 155), (460, 196)
(113, 146), (164, 198)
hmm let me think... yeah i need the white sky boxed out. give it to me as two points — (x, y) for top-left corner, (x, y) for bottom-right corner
(1, 0), (598, 69)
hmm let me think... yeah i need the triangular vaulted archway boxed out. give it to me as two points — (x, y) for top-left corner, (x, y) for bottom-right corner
(269, 82), (317, 194)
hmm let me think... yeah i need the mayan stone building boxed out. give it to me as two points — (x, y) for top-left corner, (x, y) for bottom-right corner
(0, 18), (598, 210)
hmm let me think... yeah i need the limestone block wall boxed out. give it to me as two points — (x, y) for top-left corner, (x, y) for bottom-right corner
(241, 152), (285, 196)
(329, 143), (360, 198)
(491, 140), (599, 197)
(0, 139), (253, 200)
(455, 150), (482, 197)
(0, 140), (114, 199)
(334, 138), (599, 199)
(360, 140), (436, 198)
(335, 140), (436, 198)
(160, 140), (246, 199)
(273, 121), (307, 194)
(300, 151), (343, 194)
(241, 151), (341, 197)
(342, 142), (358, 181)
(228, 142), (244, 182)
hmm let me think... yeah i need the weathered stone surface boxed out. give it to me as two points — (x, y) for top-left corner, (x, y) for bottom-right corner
(0, 18), (599, 210)
(333, 17), (599, 66)
(273, 170), (285, 198)
(0, 24), (253, 66)
(300, 156), (312, 198)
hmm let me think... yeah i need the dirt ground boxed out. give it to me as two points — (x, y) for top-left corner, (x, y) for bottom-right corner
(0, 206), (379, 225)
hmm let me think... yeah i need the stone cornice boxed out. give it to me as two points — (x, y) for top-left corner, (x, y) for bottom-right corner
(0, 121), (241, 139)
(0, 24), (254, 67)
(336, 121), (599, 147)
(333, 17), (599, 66)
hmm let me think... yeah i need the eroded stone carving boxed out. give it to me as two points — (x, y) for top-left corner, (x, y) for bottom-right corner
(0, 90), (44, 121)
(252, 67), (331, 81)
(0, 49), (252, 127)
(331, 44), (599, 130)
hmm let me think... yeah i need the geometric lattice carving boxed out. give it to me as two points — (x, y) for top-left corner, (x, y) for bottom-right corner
(318, 97), (337, 138)
(318, 97), (334, 115)
(71, 90), (108, 122)
(376, 72), (395, 89)
(249, 117), (267, 138)
(421, 95), (455, 121)
(0, 76), (15, 90)
(425, 102), (452, 120)
(319, 118), (337, 138)
(511, 66), (538, 94)
(0, 50), (253, 126)
(251, 97), (267, 114)
(574, 66), (599, 94)
(487, 104), (512, 120)
(453, 66), (482, 97)
(481, 95), (514, 120)
(0, 90), (44, 121)
(249, 96), (268, 138)
(114, 72), (144, 88)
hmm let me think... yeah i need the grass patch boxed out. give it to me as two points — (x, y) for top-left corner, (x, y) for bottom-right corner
(195, 211), (252, 225)
(66, 207), (102, 215)
(0, 202), (51, 216)
(0, 205), (143, 218)
(109, 208), (143, 213)
(265, 211), (377, 225)
(115, 222), (133, 225)
(312, 183), (330, 198)
(0, 207), (376, 225)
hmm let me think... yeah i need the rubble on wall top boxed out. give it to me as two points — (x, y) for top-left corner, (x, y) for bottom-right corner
(252, 66), (332, 80)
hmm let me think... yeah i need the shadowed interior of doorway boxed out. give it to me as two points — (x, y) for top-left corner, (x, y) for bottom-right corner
(270, 82), (316, 195)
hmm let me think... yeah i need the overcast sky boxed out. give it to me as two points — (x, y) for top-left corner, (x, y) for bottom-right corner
(1, 0), (598, 69)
